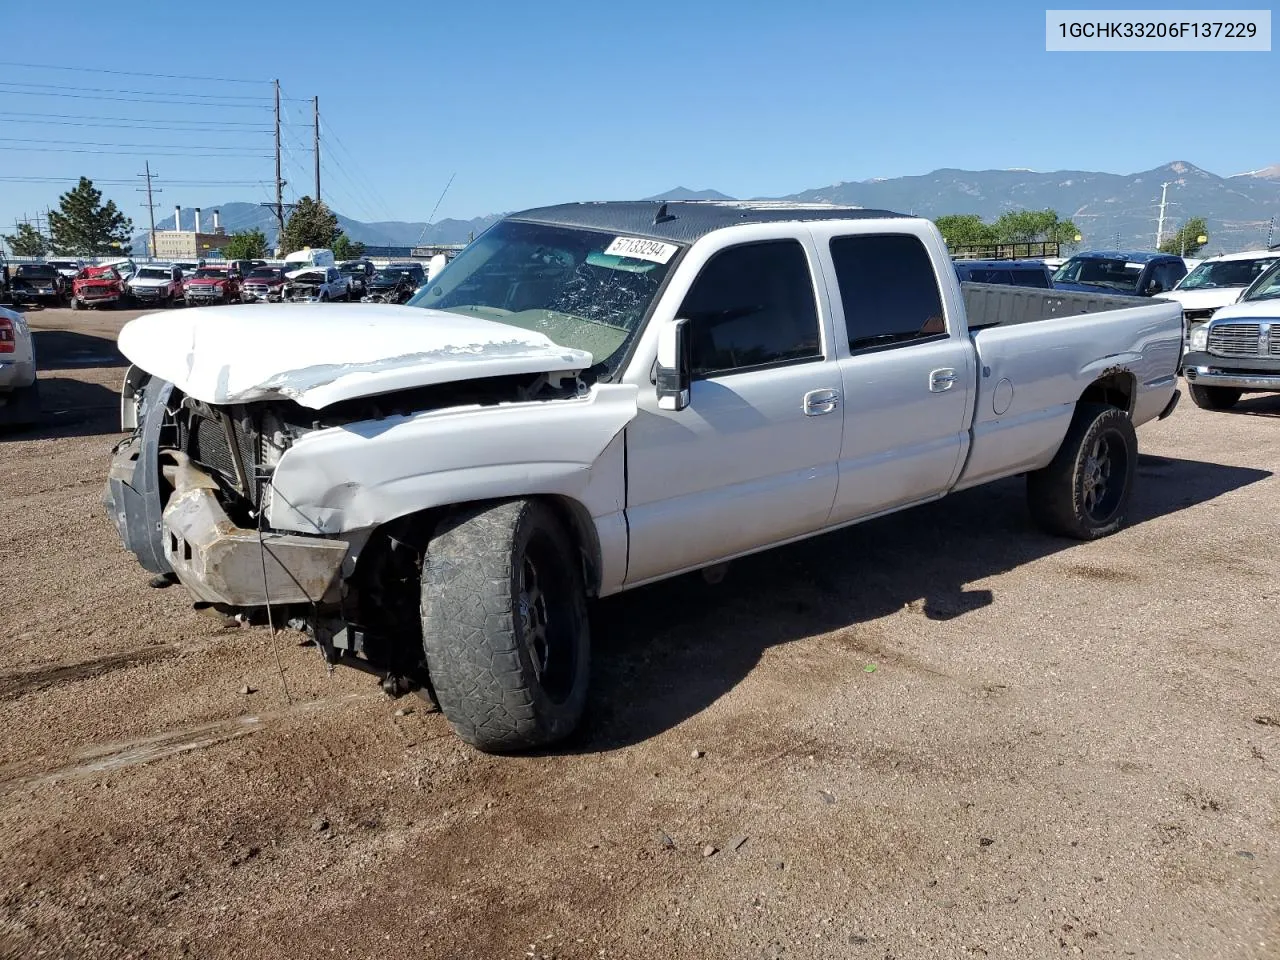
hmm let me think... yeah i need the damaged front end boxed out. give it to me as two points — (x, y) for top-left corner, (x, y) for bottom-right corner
(104, 371), (350, 607)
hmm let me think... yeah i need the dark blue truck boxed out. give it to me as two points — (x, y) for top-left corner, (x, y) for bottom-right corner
(1051, 251), (1187, 298)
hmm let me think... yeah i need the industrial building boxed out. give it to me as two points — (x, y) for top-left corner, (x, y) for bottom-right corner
(151, 206), (231, 259)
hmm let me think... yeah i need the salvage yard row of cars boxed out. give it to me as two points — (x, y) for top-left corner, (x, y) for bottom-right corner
(1, 250), (435, 309)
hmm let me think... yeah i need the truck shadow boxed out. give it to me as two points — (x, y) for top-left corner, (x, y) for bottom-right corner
(32, 330), (127, 370)
(573, 454), (1271, 753)
(1227, 394), (1280, 419)
(0, 378), (123, 441)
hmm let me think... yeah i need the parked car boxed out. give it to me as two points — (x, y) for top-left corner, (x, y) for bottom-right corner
(100, 258), (138, 283)
(364, 263), (425, 302)
(105, 201), (1183, 752)
(10, 263), (65, 305)
(224, 259), (267, 280)
(70, 265), (128, 310)
(127, 263), (185, 307)
(362, 267), (420, 304)
(0, 304), (40, 425)
(183, 266), (240, 305)
(338, 259), (377, 299)
(46, 258), (86, 284)
(283, 248), (336, 272)
(1182, 257), (1280, 410)
(1052, 251), (1187, 297)
(282, 267), (351, 302)
(240, 266), (289, 303)
(954, 259), (1053, 288)
(1161, 249), (1280, 328)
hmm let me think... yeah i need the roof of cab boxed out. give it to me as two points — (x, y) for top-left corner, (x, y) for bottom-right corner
(506, 200), (909, 244)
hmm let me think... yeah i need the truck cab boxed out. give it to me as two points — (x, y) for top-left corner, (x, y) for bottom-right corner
(1183, 257), (1280, 410)
(1052, 251), (1187, 298)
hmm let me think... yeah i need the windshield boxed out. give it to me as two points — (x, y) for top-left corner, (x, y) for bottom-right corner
(1052, 257), (1143, 291)
(16, 265), (57, 277)
(1241, 259), (1280, 302)
(374, 268), (414, 282)
(135, 267), (170, 280)
(193, 268), (225, 279)
(338, 262), (366, 274)
(1177, 256), (1280, 291)
(247, 268), (283, 281)
(408, 220), (680, 377)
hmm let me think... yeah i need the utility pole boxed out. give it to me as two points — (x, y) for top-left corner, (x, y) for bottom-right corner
(274, 79), (285, 240)
(1268, 217), (1275, 249)
(137, 161), (160, 259)
(1154, 181), (1172, 250)
(313, 95), (321, 203)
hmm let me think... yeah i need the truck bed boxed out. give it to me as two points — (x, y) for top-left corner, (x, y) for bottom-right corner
(953, 284), (1183, 492)
(961, 281), (1147, 328)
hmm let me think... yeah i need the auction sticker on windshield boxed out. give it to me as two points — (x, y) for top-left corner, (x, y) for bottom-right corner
(605, 236), (678, 264)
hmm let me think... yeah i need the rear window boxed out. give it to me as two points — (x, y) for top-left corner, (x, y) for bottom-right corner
(829, 234), (946, 352)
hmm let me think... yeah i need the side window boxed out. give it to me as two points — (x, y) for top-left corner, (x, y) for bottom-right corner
(679, 240), (821, 378)
(829, 234), (946, 352)
(1159, 261), (1185, 290)
(1021, 268), (1050, 289)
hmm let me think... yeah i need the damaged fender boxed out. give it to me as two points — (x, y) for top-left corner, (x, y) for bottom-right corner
(266, 384), (640, 587)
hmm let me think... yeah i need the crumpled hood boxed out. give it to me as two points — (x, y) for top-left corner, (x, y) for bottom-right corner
(116, 303), (595, 409)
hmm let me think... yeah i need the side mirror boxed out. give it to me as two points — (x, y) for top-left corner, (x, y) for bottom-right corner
(656, 318), (691, 411)
(1146, 280), (1163, 295)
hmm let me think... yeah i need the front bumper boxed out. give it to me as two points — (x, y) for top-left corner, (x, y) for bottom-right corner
(160, 456), (348, 607)
(1182, 351), (1280, 391)
(185, 290), (227, 303)
(77, 292), (120, 305)
(241, 288), (282, 302)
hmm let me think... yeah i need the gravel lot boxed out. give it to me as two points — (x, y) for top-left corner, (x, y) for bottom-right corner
(1, 306), (1278, 959)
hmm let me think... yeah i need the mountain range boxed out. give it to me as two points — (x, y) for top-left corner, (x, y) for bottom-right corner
(135, 162), (1280, 254)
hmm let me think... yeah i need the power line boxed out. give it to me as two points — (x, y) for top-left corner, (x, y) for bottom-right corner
(319, 120), (397, 220)
(0, 146), (272, 157)
(0, 175), (266, 186)
(0, 87), (268, 108)
(0, 110), (271, 127)
(0, 60), (268, 84)
(0, 118), (272, 134)
(0, 136), (270, 151)
(0, 79), (270, 100)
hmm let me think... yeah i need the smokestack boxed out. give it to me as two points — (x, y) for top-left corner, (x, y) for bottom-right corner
(212, 209), (221, 232)
(174, 205), (182, 231)
(194, 208), (202, 234)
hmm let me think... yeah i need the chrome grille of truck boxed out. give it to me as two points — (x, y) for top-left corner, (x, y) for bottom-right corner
(1208, 323), (1260, 357)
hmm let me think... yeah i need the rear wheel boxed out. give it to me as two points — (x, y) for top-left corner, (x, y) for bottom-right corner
(1188, 384), (1241, 410)
(420, 499), (590, 752)
(1027, 402), (1137, 540)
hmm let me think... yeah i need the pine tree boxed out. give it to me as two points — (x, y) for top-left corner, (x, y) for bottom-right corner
(222, 229), (269, 260)
(2, 223), (49, 257)
(280, 197), (340, 254)
(48, 177), (133, 256)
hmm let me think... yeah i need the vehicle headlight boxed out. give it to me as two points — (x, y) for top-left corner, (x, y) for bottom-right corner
(1188, 324), (1209, 352)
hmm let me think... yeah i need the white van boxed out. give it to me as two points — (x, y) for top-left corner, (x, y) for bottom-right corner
(283, 248), (336, 273)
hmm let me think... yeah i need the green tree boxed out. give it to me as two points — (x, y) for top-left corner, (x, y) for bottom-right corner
(222, 228), (269, 260)
(2, 223), (49, 257)
(992, 209), (1081, 248)
(1159, 216), (1209, 256)
(332, 233), (366, 260)
(280, 197), (340, 254)
(47, 177), (133, 256)
(934, 214), (998, 248)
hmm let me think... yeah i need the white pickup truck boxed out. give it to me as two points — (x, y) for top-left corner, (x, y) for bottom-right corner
(104, 202), (1183, 751)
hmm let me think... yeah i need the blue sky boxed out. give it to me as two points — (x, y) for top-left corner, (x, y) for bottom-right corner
(1, 0), (1275, 234)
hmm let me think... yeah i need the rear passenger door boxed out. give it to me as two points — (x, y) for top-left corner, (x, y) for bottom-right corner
(810, 228), (975, 524)
(624, 235), (844, 585)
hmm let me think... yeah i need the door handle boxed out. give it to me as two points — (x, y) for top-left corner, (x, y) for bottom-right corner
(803, 388), (841, 416)
(929, 368), (957, 392)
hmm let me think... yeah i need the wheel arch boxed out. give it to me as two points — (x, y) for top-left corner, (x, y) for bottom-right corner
(1077, 367), (1136, 416)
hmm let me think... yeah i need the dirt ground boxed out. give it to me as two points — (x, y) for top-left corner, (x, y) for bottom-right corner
(1, 306), (1278, 960)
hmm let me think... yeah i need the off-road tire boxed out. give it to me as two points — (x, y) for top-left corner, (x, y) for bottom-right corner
(69, 296), (79, 311)
(1188, 384), (1242, 411)
(1027, 402), (1137, 540)
(420, 499), (590, 752)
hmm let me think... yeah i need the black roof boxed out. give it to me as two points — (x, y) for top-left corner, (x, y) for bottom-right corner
(507, 200), (909, 245)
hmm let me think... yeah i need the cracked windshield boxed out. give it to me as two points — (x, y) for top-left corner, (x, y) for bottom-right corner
(408, 219), (679, 376)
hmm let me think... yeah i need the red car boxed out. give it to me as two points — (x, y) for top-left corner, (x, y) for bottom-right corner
(70, 265), (127, 310)
(183, 266), (241, 306)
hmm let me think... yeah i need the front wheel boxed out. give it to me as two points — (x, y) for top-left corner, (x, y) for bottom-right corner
(1188, 384), (1242, 411)
(69, 295), (79, 311)
(420, 499), (590, 752)
(1027, 403), (1138, 540)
